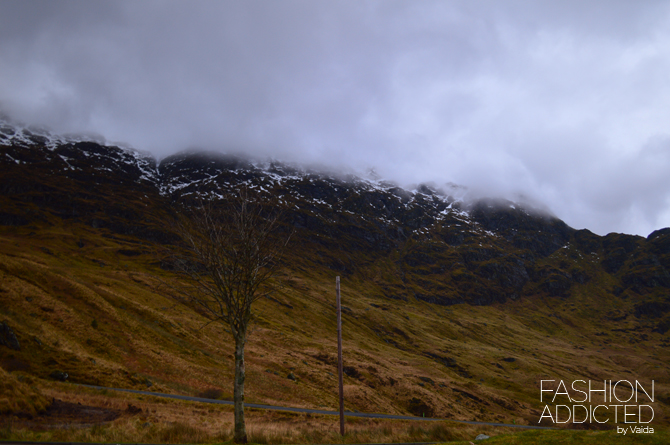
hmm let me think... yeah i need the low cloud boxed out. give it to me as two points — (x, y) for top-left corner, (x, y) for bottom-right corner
(2, 0), (670, 236)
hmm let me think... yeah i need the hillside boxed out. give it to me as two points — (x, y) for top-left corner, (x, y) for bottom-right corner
(1, 116), (669, 430)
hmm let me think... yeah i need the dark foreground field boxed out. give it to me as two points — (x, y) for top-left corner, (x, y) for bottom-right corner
(1, 382), (668, 444)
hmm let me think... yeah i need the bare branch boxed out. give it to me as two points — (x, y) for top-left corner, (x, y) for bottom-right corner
(156, 186), (292, 443)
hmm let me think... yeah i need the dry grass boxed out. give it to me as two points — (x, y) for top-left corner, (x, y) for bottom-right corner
(5, 385), (668, 445)
(1, 376), (667, 445)
(1, 220), (669, 438)
(0, 368), (49, 416)
(1, 384), (515, 444)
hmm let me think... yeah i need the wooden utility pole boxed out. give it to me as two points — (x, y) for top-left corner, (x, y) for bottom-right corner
(336, 276), (344, 436)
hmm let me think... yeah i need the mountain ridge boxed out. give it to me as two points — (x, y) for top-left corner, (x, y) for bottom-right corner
(2, 116), (670, 310)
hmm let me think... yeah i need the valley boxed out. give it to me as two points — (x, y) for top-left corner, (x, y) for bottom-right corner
(0, 117), (669, 442)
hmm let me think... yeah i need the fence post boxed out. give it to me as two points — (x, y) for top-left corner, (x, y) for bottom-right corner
(336, 276), (344, 436)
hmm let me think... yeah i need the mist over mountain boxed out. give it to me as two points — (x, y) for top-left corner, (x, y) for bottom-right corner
(3, 1), (670, 237)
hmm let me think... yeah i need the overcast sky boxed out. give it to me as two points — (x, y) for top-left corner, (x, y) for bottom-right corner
(2, 1), (670, 237)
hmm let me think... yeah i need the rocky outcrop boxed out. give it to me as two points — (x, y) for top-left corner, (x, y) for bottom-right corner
(0, 321), (20, 351)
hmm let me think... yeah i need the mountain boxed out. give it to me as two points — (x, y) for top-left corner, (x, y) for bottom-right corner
(1, 116), (669, 427)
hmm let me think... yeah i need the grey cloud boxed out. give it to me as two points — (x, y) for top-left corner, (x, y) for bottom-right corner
(2, 0), (670, 235)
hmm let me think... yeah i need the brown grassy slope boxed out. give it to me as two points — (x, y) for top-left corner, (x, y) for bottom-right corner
(0, 367), (49, 416)
(1, 217), (668, 427)
(3, 381), (521, 445)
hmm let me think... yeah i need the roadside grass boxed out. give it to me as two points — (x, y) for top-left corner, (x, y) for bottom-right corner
(3, 411), (668, 445)
(448, 428), (670, 445)
(0, 381), (514, 444)
(0, 368), (49, 416)
(0, 410), (514, 445)
(5, 382), (667, 444)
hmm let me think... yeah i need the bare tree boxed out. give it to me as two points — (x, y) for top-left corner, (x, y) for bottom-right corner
(167, 188), (290, 443)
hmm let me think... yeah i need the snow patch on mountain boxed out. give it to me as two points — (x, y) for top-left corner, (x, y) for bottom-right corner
(0, 115), (159, 184)
(1, 115), (523, 235)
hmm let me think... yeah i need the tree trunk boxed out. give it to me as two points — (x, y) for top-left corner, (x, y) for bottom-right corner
(233, 334), (247, 443)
